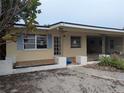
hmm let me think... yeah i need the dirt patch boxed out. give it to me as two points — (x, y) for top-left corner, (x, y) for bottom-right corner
(84, 63), (124, 72)
(0, 68), (124, 93)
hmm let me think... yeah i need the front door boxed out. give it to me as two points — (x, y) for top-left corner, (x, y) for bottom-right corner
(54, 36), (61, 56)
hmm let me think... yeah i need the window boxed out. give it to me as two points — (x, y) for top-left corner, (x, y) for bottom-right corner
(24, 34), (47, 49)
(24, 34), (35, 49)
(71, 36), (81, 48)
(110, 40), (114, 49)
(37, 35), (47, 49)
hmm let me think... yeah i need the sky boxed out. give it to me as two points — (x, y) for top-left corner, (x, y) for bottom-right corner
(36, 0), (124, 29)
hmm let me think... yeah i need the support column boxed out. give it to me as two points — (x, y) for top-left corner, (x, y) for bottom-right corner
(102, 36), (106, 54)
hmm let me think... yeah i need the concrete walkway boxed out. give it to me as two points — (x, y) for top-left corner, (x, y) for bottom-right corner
(70, 66), (124, 81)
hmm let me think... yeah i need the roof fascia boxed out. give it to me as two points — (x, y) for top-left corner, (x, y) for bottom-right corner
(57, 23), (124, 33)
(14, 22), (124, 33)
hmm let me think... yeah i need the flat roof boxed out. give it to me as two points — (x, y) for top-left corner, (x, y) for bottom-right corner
(15, 21), (124, 33)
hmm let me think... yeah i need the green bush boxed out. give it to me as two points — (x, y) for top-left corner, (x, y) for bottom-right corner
(99, 56), (124, 70)
(111, 59), (124, 70)
(99, 56), (112, 66)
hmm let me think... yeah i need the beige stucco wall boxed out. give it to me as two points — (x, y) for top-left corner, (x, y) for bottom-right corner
(6, 27), (124, 62)
(106, 37), (123, 53)
(7, 42), (54, 62)
(6, 42), (16, 59)
(16, 49), (53, 62)
(62, 32), (87, 57)
(6, 29), (87, 62)
(16, 31), (54, 62)
(6, 30), (55, 62)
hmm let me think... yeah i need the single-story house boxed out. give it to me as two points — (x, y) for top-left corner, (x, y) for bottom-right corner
(5, 22), (124, 68)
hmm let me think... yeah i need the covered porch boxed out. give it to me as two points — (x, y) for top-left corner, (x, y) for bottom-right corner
(87, 35), (124, 61)
(55, 23), (124, 62)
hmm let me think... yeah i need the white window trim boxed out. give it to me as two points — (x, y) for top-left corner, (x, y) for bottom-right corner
(23, 34), (48, 50)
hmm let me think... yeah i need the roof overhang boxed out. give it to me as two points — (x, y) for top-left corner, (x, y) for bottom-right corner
(14, 22), (124, 33)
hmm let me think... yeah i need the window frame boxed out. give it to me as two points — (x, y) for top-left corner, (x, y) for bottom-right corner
(23, 34), (48, 50)
(70, 36), (81, 48)
(36, 35), (48, 49)
(23, 34), (35, 49)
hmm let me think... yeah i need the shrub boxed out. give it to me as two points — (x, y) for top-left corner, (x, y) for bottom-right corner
(111, 59), (124, 70)
(99, 56), (124, 70)
(99, 56), (112, 66)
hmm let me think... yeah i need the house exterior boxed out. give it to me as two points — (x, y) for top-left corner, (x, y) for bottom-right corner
(5, 22), (124, 68)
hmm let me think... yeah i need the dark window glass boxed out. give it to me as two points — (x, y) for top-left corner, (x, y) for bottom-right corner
(110, 40), (114, 49)
(24, 34), (35, 49)
(71, 36), (81, 48)
(37, 35), (47, 49)
(23, 35), (47, 49)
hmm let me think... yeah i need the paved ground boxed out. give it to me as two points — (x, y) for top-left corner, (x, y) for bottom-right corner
(0, 67), (124, 93)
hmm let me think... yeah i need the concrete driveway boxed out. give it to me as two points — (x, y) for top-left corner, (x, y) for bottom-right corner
(0, 67), (124, 93)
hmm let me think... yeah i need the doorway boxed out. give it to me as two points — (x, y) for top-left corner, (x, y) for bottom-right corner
(87, 36), (102, 61)
(54, 36), (61, 56)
